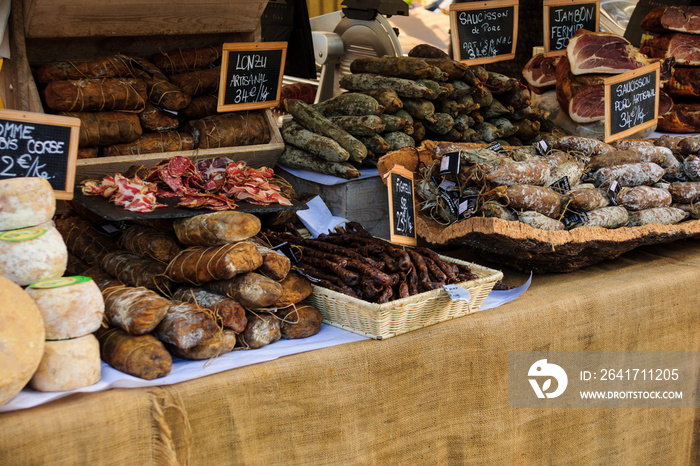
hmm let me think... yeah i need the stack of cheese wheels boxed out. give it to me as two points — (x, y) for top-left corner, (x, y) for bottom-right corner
(0, 276), (45, 406)
(0, 177), (67, 286)
(0, 177), (102, 392)
(26, 276), (104, 391)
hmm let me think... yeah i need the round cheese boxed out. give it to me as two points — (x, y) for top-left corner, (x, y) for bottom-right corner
(0, 276), (45, 406)
(0, 177), (56, 231)
(29, 334), (101, 392)
(0, 224), (67, 286)
(25, 276), (105, 340)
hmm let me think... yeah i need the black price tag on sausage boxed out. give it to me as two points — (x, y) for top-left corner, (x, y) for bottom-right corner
(543, 0), (600, 56)
(272, 241), (298, 264)
(91, 220), (128, 238)
(459, 194), (479, 220)
(449, 0), (519, 65)
(563, 211), (589, 229)
(0, 109), (80, 201)
(535, 138), (552, 156)
(387, 165), (417, 246)
(218, 42), (288, 112)
(606, 180), (621, 205)
(484, 141), (506, 154)
(549, 176), (571, 194)
(604, 62), (660, 143)
(438, 189), (460, 217)
(439, 152), (461, 176)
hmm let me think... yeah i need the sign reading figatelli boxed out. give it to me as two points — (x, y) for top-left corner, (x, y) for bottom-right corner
(387, 164), (417, 247)
(218, 42), (288, 112)
(449, 0), (519, 65)
(0, 109), (80, 200)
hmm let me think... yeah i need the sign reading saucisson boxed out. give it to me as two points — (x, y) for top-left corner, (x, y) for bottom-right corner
(449, 0), (519, 65)
(604, 62), (660, 143)
(218, 42), (288, 112)
(0, 109), (80, 200)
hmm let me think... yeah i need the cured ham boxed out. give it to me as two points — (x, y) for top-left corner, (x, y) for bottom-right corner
(658, 101), (700, 133)
(555, 57), (606, 123)
(567, 29), (649, 75)
(664, 66), (700, 98)
(522, 54), (560, 94)
(81, 174), (164, 213)
(641, 33), (700, 66)
(641, 6), (700, 35)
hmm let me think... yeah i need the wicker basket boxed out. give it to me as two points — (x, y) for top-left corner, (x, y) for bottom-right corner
(307, 256), (503, 340)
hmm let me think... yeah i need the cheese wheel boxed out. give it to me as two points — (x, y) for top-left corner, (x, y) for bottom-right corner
(29, 334), (101, 392)
(0, 177), (56, 231)
(25, 276), (105, 340)
(0, 224), (67, 286)
(0, 276), (45, 406)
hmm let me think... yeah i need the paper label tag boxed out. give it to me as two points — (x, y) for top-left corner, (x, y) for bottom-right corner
(607, 180), (621, 205)
(443, 284), (471, 302)
(439, 152), (461, 175)
(535, 138), (552, 156)
(562, 211), (589, 229)
(272, 242), (298, 264)
(92, 220), (129, 237)
(485, 142), (505, 154)
(438, 189), (460, 216)
(0, 227), (47, 242)
(29, 276), (92, 289)
(549, 176), (571, 194)
(459, 194), (479, 219)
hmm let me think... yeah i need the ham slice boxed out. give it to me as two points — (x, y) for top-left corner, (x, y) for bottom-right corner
(555, 56), (606, 123)
(641, 33), (700, 65)
(522, 54), (560, 94)
(664, 66), (700, 98)
(567, 29), (649, 75)
(657, 101), (700, 133)
(641, 6), (700, 35)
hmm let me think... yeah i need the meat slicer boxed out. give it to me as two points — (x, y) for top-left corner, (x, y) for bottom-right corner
(308, 0), (408, 103)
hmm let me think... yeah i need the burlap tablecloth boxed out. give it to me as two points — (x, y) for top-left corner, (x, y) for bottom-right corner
(2, 240), (699, 465)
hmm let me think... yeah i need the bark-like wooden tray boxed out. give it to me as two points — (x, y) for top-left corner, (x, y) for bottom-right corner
(417, 213), (700, 273)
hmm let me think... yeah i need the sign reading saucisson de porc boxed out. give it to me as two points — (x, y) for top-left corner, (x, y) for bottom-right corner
(0, 109), (80, 200)
(386, 164), (417, 247)
(218, 42), (288, 112)
(543, 0), (600, 56)
(449, 0), (519, 65)
(604, 62), (660, 143)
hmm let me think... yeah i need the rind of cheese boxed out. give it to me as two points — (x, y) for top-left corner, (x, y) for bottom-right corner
(29, 334), (101, 392)
(0, 224), (67, 286)
(0, 276), (45, 406)
(25, 278), (105, 340)
(0, 177), (56, 231)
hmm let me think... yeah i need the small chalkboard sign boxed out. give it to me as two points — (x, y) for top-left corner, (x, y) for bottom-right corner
(449, 0), (519, 65)
(0, 109), (80, 200)
(543, 0), (599, 56)
(387, 165), (417, 247)
(604, 62), (660, 143)
(218, 42), (287, 112)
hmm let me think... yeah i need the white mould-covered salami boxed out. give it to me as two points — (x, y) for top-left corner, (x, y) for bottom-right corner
(0, 224), (67, 286)
(29, 334), (101, 392)
(627, 207), (690, 226)
(25, 276), (105, 340)
(0, 177), (55, 231)
(616, 186), (673, 211)
(592, 162), (665, 187)
(0, 276), (45, 406)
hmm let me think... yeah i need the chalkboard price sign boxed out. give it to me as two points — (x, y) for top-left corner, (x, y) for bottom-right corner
(0, 109), (80, 200)
(543, 0), (599, 56)
(218, 42), (288, 112)
(387, 165), (417, 247)
(449, 0), (519, 65)
(604, 62), (660, 143)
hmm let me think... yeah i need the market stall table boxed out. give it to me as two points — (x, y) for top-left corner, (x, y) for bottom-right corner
(1, 239), (699, 464)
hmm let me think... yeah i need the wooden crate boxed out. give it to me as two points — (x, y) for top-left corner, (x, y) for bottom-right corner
(279, 168), (391, 239)
(0, 0), (283, 181)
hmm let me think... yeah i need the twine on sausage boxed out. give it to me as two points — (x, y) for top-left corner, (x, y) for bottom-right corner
(165, 243), (244, 286)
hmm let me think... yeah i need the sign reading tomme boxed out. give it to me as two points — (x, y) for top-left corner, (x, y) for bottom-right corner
(218, 42), (287, 112)
(604, 62), (660, 142)
(449, 0), (519, 65)
(0, 109), (80, 200)
(543, 0), (600, 56)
